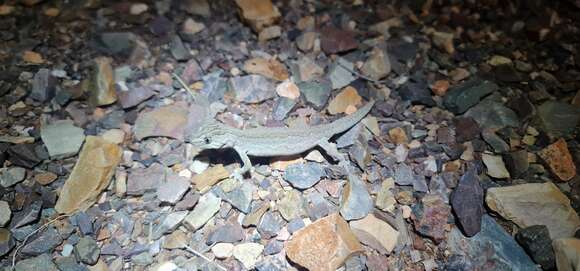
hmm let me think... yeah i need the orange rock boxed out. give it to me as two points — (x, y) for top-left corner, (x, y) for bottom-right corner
(538, 138), (576, 181)
(431, 80), (450, 96)
(235, 0), (280, 32)
(327, 86), (362, 115)
(22, 51), (44, 64)
(285, 213), (362, 271)
(34, 172), (58, 185)
(55, 136), (122, 214)
(191, 164), (229, 193)
(270, 156), (304, 171)
(276, 81), (300, 100)
(388, 127), (409, 145)
(243, 57), (289, 81)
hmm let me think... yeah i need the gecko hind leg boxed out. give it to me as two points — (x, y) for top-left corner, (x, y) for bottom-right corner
(232, 147), (252, 180)
(318, 140), (352, 174)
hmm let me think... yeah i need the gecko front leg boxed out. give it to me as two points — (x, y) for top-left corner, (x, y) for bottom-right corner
(318, 140), (353, 174)
(232, 146), (252, 180)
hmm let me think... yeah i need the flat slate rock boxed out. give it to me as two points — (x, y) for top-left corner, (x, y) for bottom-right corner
(40, 120), (85, 159)
(284, 162), (325, 189)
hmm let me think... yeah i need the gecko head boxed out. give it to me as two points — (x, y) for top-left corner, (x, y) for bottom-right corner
(189, 122), (228, 150)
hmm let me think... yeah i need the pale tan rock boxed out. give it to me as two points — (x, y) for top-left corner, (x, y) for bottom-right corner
(432, 31), (455, 54)
(22, 50), (44, 64)
(133, 103), (190, 141)
(163, 230), (187, 249)
(349, 214), (399, 254)
(553, 238), (580, 271)
(488, 55), (512, 66)
(90, 57), (117, 106)
(276, 81), (300, 100)
(375, 178), (395, 212)
(258, 25), (282, 41)
(360, 47), (391, 81)
(327, 86), (362, 115)
(55, 136), (122, 214)
(285, 213), (363, 271)
(212, 243), (235, 259)
(0, 5), (15, 15)
(538, 138), (576, 181)
(235, 0), (281, 32)
(296, 57), (324, 82)
(101, 129), (125, 144)
(233, 243), (263, 269)
(243, 57), (289, 81)
(182, 18), (205, 35)
(486, 182), (580, 239)
(388, 127), (408, 145)
(482, 153), (510, 179)
(191, 164), (229, 193)
(362, 116), (380, 136)
(296, 32), (317, 52)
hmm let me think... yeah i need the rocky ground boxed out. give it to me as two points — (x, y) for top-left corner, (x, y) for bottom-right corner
(1, 0), (580, 270)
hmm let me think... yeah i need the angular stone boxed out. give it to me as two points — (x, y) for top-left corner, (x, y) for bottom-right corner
(151, 211), (188, 240)
(40, 120), (85, 159)
(258, 25), (281, 41)
(10, 200), (42, 229)
(54, 256), (86, 271)
(243, 57), (289, 81)
(235, 0), (280, 32)
(482, 153), (510, 179)
(8, 143), (42, 168)
(285, 213), (362, 271)
(482, 130), (510, 153)
(465, 101), (520, 130)
(272, 97), (297, 121)
(117, 85), (155, 109)
(21, 226), (62, 256)
(328, 58), (356, 90)
(453, 117), (480, 143)
(181, 0), (211, 17)
(537, 100), (580, 137)
(298, 80), (331, 110)
(233, 243), (264, 269)
(328, 86), (362, 115)
(258, 212), (283, 239)
(134, 104), (190, 141)
(242, 203), (269, 227)
(375, 178), (396, 212)
(14, 254), (58, 271)
(0, 201), (10, 227)
(30, 68), (56, 102)
(516, 225), (556, 270)
(55, 136), (122, 214)
(75, 236), (100, 265)
(443, 79), (498, 114)
(182, 18), (205, 36)
(450, 170), (484, 237)
(320, 26), (358, 54)
(157, 175), (190, 204)
(170, 35), (190, 61)
(89, 57), (117, 106)
(284, 162), (325, 189)
(127, 163), (166, 196)
(0, 166), (26, 188)
(277, 189), (306, 221)
(446, 216), (539, 271)
(553, 238), (580, 271)
(538, 138), (576, 181)
(412, 194), (451, 243)
(183, 192), (221, 230)
(212, 243), (234, 259)
(349, 214), (399, 255)
(361, 47), (391, 81)
(191, 164), (229, 193)
(0, 228), (15, 257)
(486, 182), (580, 239)
(340, 174), (373, 221)
(503, 150), (529, 178)
(229, 75), (276, 104)
(221, 182), (255, 214)
(207, 222), (244, 245)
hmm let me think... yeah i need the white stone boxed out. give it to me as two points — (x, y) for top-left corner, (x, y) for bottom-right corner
(130, 3), (148, 15)
(233, 243), (264, 269)
(182, 18), (205, 35)
(482, 153), (510, 179)
(211, 243), (234, 259)
(0, 201), (11, 227)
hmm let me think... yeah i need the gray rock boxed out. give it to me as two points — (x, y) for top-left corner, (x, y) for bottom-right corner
(258, 212), (283, 239)
(536, 100), (580, 137)
(515, 225), (555, 270)
(399, 80), (435, 106)
(0, 228), (15, 257)
(118, 85), (155, 109)
(287, 218), (305, 234)
(151, 211), (188, 240)
(93, 32), (139, 56)
(221, 182), (254, 214)
(99, 110), (124, 129)
(127, 163), (166, 196)
(10, 200), (42, 229)
(8, 144), (42, 168)
(21, 226), (62, 256)
(0, 166), (26, 188)
(482, 130), (510, 153)
(55, 256), (88, 271)
(328, 58), (355, 89)
(229, 75), (276, 104)
(336, 123), (363, 148)
(284, 162), (325, 189)
(75, 236), (100, 265)
(30, 68), (57, 102)
(340, 173), (373, 221)
(132, 251), (154, 266)
(156, 175), (190, 204)
(306, 192), (332, 221)
(12, 224), (39, 241)
(170, 35), (190, 61)
(263, 240), (283, 255)
(465, 101), (520, 130)
(200, 70), (227, 103)
(183, 192), (221, 230)
(298, 80), (331, 110)
(450, 170), (484, 237)
(40, 120), (85, 159)
(443, 79), (498, 114)
(503, 150), (529, 178)
(272, 97), (297, 121)
(446, 216), (540, 271)
(14, 253), (58, 271)
(175, 191), (200, 211)
(206, 222), (244, 245)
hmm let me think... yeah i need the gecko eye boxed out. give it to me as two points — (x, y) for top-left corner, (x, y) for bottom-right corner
(204, 137), (210, 144)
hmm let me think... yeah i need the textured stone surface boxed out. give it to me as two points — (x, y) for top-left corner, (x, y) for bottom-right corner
(553, 238), (580, 271)
(516, 225), (555, 270)
(486, 182), (580, 239)
(412, 194), (451, 243)
(192, 164), (229, 193)
(340, 173), (373, 221)
(183, 192), (221, 230)
(134, 104), (190, 140)
(349, 214), (399, 255)
(284, 162), (325, 189)
(40, 120), (85, 159)
(55, 136), (122, 214)
(538, 138), (576, 181)
(285, 213), (362, 271)
(450, 170), (484, 237)
(90, 56), (117, 106)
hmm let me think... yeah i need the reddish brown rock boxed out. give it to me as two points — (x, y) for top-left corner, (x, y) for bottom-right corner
(285, 213), (362, 271)
(320, 26), (358, 55)
(538, 138), (576, 181)
(55, 136), (122, 214)
(411, 194), (451, 244)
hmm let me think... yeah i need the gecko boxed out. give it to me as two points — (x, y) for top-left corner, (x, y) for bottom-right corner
(174, 74), (374, 178)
